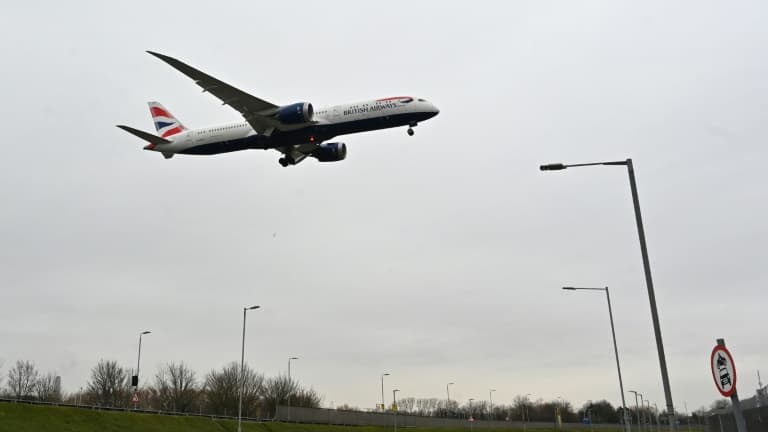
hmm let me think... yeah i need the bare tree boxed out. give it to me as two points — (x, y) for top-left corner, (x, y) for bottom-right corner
(35, 372), (62, 402)
(152, 362), (199, 412)
(261, 374), (297, 417)
(204, 362), (263, 418)
(87, 360), (130, 407)
(292, 387), (322, 409)
(398, 397), (415, 414)
(7, 360), (38, 400)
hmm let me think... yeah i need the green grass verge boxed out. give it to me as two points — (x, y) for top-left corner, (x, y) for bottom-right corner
(0, 403), (622, 432)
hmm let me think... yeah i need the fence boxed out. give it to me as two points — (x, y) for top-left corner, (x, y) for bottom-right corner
(0, 397), (269, 423)
(275, 405), (622, 430)
(707, 406), (768, 432)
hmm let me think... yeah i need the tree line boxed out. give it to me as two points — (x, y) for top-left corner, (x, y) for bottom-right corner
(344, 395), (709, 426)
(1, 359), (320, 418)
(1, 359), (722, 423)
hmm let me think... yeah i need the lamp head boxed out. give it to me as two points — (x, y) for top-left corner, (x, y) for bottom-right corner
(540, 163), (566, 171)
(141, 331), (151, 335)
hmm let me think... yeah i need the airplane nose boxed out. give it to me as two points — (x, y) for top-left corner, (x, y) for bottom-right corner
(431, 103), (440, 116)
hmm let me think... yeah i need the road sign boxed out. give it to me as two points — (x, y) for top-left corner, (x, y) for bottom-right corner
(131, 393), (139, 403)
(711, 344), (737, 397)
(468, 416), (474, 422)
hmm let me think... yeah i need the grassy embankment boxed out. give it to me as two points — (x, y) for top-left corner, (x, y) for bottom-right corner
(0, 403), (562, 432)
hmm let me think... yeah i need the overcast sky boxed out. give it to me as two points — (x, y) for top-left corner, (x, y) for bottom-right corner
(1, 0), (766, 413)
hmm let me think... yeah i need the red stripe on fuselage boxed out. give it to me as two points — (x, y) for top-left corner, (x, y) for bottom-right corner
(150, 107), (172, 118)
(161, 126), (183, 137)
(376, 96), (411, 102)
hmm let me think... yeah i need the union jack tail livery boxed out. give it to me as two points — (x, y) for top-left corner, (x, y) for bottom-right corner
(148, 101), (187, 138)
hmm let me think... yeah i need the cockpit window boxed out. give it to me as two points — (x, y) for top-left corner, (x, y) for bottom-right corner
(417, 98), (426, 102)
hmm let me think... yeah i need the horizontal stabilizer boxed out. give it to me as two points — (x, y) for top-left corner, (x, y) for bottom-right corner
(116, 125), (172, 145)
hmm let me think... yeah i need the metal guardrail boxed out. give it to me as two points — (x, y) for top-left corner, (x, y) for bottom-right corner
(0, 397), (272, 423)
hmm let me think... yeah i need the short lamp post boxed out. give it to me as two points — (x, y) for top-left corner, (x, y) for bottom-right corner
(287, 356), (299, 421)
(562, 286), (629, 432)
(393, 389), (400, 432)
(238, 305), (260, 432)
(134, 330), (151, 409)
(381, 373), (390, 412)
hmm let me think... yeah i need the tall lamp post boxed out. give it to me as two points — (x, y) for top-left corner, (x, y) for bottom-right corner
(629, 391), (643, 431)
(489, 389), (496, 420)
(238, 305), (260, 432)
(393, 389), (400, 432)
(562, 286), (630, 432)
(541, 159), (676, 429)
(446, 382), (455, 416)
(287, 356), (299, 421)
(381, 373), (390, 412)
(134, 330), (151, 408)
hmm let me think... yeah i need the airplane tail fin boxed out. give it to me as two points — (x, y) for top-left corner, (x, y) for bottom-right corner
(148, 101), (187, 138)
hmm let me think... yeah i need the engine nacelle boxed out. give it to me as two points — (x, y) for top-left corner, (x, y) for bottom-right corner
(311, 142), (347, 162)
(276, 102), (313, 124)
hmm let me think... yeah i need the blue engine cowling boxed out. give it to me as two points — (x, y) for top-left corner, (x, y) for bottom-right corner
(276, 102), (313, 124)
(311, 142), (347, 162)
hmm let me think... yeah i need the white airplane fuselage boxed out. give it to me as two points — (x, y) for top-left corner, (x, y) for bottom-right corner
(146, 96), (439, 156)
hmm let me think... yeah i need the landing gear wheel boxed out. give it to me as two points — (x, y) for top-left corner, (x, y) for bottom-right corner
(407, 128), (415, 136)
(278, 157), (290, 167)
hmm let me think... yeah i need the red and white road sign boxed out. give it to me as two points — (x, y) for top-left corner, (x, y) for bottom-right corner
(131, 393), (139, 403)
(711, 345), (737, 397)
(468, 417), (474, 422)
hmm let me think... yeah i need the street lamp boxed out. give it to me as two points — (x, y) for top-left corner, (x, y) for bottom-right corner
(541, 159), (676, 429)
(287, 356), (299, 421)
(381, 373), (390, 412)
(562, 286), (630, 432)
(629, 391), (643, 431)
(446, 382), (455, 416)
(489, 389), (496, 420)
(238, 305), (260, 432)
(393, 389), (400, 432)
(645, 401), (654, 432)
(469, 398), (475, 432)
(523, 394), (532, 431)
(134, 330), (151, 408)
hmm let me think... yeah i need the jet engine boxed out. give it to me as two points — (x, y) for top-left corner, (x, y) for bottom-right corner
(311, 142), (347, 162)
(276, 102), (314, 124)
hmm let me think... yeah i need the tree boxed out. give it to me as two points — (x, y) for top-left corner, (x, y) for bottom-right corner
(152, 362), (199, 413)
(87, 360), (130, 407)
(35, 372), (62, 402)
(292, 387), (321, 409)
(204, 362), (263, 417)
(580, 400), (618, 423)
(7, 360), (38, 400)
(398, 397), (416, 414)
(262, 374), (297, 417)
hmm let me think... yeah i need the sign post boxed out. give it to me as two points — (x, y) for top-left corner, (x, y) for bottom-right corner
(710, 338), (747, 432)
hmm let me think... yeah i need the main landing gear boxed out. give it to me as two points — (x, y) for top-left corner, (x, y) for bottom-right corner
(407, 122), (418, 136)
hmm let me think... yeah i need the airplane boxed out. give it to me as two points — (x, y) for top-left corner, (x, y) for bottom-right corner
(117, 51), (440, 167)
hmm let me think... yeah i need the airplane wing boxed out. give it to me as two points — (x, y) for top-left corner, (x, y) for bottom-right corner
(147, 51), (287, 135)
